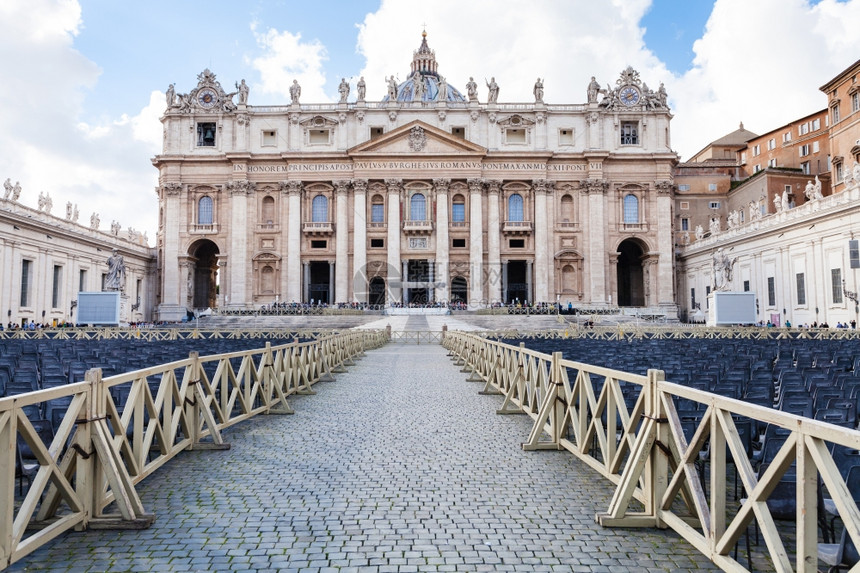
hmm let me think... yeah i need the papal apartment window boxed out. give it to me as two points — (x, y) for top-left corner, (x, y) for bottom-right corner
(832, 268), (843, 303)
(451, 195), (465, 223)
(813, 141), (820, 153)
(198, 196), (214, 225)
(767, 276), (775, 307)
(311, 195), (328, 222)
(681, 218), (689, 231)
(197, 122), (216, 147)
(508, 194), (524, 222)
(620, 122), (638, 145)
(20, 259), (32, 307)
(740, 152), (747, 164)
(796, 272), (806, 306)
(623, 194), (639, 223)
(836, 162), (844, 182)
(52, 265), (62, 308)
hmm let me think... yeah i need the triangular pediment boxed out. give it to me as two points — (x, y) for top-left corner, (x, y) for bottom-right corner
(349, 120), (487, 156)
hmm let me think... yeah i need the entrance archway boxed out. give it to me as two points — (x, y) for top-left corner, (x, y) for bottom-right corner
(189, 240), (220, 309)
(450, 276), (468, 303)
(369, 277), (386, 306)
(616, 239), (645, 307)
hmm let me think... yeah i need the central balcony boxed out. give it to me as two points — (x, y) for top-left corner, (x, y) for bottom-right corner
(402, 220), (434, 235)
(502, 220), (534, 235)
(302, 221), (334, 235)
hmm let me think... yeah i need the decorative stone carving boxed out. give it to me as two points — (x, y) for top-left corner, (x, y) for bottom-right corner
(90, 212), (100, 229)
(386, 75), (398, 100)
(587, 76), (600, 104)
(407, 126), (427, 152)
(583, 178), (608, 195)
(333, 180), (350, 196)
(38, 192), (52, 214)
(111, 220), (121, 236)
(171, 69), (238, 114)
(694, 225), (704, 241)
(289, 113), (300, 125)
(355, 110), (365, 123)
(597, 66), (669, 111)
(105, 248), (126, 292)
(432, 178), (450, 194)
(709, 216), (721, 235)
(388, 110), (398, 122)
(532, 179), (550, 195)
(437, 110), (447, 122)
(467, 178), (484, 195)
(655, 180), (672, 194)
(385, 178), (402, 194)
(72, 204), (79, 223)
(712, 247), (737, 291)
(485, 180), (501, 195)
(163, 182), (182, 196)
(470, 110), (479, 123)
(227, 180), (256, 196)
(352, 179), (368, 194)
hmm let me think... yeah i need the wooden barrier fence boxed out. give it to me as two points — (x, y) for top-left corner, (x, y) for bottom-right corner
(443, 330), (860, 573)
(0, 329), (388, 568)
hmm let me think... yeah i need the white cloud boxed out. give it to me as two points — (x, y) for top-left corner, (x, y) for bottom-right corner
(250, 24), (331, 103)
(0, 0), (160, 241)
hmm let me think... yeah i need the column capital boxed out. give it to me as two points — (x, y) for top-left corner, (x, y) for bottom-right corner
(227, 180), (256, 196)
(467, 178), (484, 195)
(334, 180), (351, 196)
(486, 180), (502, 195)
(432, 178), (451, 194)
(352, 178), (368, 194)
(531, 179), (553, 195)
(581, 178), (609, 195)
(162, 182), (182, 196)
(280, 180), (303, 196)
(385, 178), (402, 194)
(655, 180), (673, 194)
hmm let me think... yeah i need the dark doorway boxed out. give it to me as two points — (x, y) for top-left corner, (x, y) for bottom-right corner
(617, 240), (645, 306)
(506, 260), (528, 304)
(369, 277), (386, 306)
(451, 276), (468, 303)
(407, 259), (430, 304)
(190, 240), (219, 309)
(309, 261), (331, 304)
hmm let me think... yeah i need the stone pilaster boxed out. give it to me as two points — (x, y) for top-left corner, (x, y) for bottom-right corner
(532, 179), (551, 303)
(282, 180), (303, 302)
(584, 178), (609, 304)
(486, 180), (502, 303)
(352, 179), (368, 303)
(433, 178), (450, 301)
(334, 180), (350, 303)
(158, 182), (183, 320)
(226, 180), (255, 308)
(468, 178), (484, 307)
(654, 180), (677, 316)
(386, 178), (402, 303)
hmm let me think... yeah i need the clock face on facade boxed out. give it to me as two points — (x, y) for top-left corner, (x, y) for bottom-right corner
(620, 86), (640, 106)
(197, 88), (218, 108)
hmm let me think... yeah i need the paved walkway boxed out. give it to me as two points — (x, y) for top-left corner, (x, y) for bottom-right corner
(12, 344), (719, 572)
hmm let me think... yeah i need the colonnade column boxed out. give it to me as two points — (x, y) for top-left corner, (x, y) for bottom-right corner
(585, 178), (608, 304)
(227, 180), (254, 309)
(532, 179), (551, 303)
(468, 178), (484, 307)
(386, 179), (402, 304)
(334, 180), (350, 303)
(486, 180), (502, 304)
(655, 181), (676, 316)
(433, 178), (450, 302)
(352, 179), (368, 303)
(283, 181), (303, 302)
(159, 183), (182, 320)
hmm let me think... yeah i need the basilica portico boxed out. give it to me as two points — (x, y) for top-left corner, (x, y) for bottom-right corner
(153, 34), (678, 321)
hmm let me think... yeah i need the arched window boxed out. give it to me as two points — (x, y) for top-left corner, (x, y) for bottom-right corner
(410, 193), (426, 221)
(452, 194), (466, 222)
(262, 196), (275, 225)
(370, 194), (385, 223)
(623, 194), (639, 223)
(508, 193), (524, 222)
(560, 194), (574, 222)
(198, 196), (213, 225)
(311, 195), (328, 222)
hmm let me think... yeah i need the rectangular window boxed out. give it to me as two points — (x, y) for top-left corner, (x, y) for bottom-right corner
(743, 280), (750, 292)
(752, 144), (760, 156)
(767, 138), (775, 150)
(782, 132), (791, 143)
(767, 277), (776, 307)
(708, 183), (717, 191)
(310, 240), (327, 249)
(799, 122), (810, 135)
(309, 129), (330, 144)
(691, 288), (696, 309)
(812, 118), (821, 130)
(451, 127), (465, 138)
(20, 259), (31, 307)
(136, 279), (141, 301)
(558, 128), (574, 145)
(79, 269), (87, 292)
(709, 201), (720, 209)
(370, 238), (384, 248)
(850, 239), (859, 269)
(678, 185), (690, 192)
(505, 128), (526, 144)
(832, 268), (843, 303)
(833, 105), (840, 123)
(509, 239), (525, 248)
(370, 127), (384, 140)
(451, 203), (465, 223)
(52, 265), (62, 308)
(705, 286), (711, 308)
(740, 152), (747, 164)
(620, 122), (638, 145)
(801, 161), (810, 175)
(679, 200), (690, 209)
(261, 130), (277, 146)
(196, 122), (216, 147)
(836, 162), (844, 183)
(853, 93), (860, 113)
(799, 144), (809, 157)
(681, 218), (689, 231)
(768, 158), (777, 167)
(101, 273), (107, 291)
(452, 238), (466, 248)
(812, 141), (820, 153)
(371, 203), (384, 223)
(796, 272), (806, 305)
(753, 164), (761, 173)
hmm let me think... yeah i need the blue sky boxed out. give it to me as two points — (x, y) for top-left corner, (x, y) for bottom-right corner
(1, 0), (858, 240)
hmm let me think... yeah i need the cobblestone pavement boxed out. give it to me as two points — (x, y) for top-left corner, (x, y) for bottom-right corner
(11, 343), (721, 572)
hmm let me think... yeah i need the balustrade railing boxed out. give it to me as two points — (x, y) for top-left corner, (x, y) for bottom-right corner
(443, 330), (860, 572)
(0, 329), (388, 568)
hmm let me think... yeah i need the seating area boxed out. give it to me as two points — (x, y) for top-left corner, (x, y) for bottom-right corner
(501, 334), (860, 571)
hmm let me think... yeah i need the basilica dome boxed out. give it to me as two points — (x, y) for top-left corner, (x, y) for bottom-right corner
(381, 32), (467, 104)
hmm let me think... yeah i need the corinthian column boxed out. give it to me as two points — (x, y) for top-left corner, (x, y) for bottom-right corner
(282, 180), (303, 302)
(655, 180), (676, 315)
(352, 179), (368, 303)
(468, 178), (484, 307)
(584, 178), (608, 304)
(334, 180), (350, 303)
(386, 178), (402, 303)
(532, 179), (551, 302)
(159, 182), (182, 319)
(486, 180), (502, 303)
(433, 178), (450, 302)
(227, 180), (255, 308)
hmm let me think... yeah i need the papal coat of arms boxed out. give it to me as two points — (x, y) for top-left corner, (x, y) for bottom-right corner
(408, 126), (427, 152)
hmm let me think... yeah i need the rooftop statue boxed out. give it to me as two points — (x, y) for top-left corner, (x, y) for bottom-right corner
(466, 77), (478, 102)
(290, 80), (301, 104)
(485, 77), (499, 104)
(338, 78), (350, 103)
(356, 76), (366, 101)
(533, 77), (544, 103)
